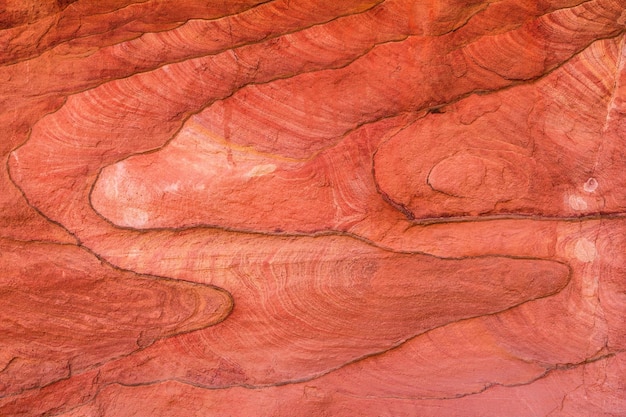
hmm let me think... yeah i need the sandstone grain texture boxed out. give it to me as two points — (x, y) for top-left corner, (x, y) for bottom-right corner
(1, 0), (625, 416)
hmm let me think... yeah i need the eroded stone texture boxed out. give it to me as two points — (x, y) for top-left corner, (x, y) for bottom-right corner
(0, 239), (232, 397)
(1, 0), (625, 416)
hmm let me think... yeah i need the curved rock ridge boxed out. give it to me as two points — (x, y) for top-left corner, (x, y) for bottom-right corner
(0, 0), (272, 63)
(82, 18), (625, 232)
(88, 114), (413, 232)
(87, 249), (570, 388)
(0, 230), (573, 393)
(0, 238), (232, 399)
(7, 218), (625, 416)
(374, 34), (626, 221)
(1, 0), (626, 415)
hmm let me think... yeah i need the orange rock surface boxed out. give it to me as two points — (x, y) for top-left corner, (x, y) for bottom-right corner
(1, 0), (625, 416)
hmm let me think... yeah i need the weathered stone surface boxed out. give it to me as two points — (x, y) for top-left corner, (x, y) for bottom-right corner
(1, 0), (625, 416)
(0, 239), (232, 398)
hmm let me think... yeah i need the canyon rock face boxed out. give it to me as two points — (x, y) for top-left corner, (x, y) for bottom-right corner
(1, 1), (626, 416)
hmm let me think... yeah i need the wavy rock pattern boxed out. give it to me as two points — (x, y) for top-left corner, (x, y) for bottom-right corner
(0, 239), (232, 398)
(1, 0), (626, 415)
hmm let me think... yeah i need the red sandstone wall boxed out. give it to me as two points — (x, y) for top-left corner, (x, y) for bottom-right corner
(1, 1), (625, 416)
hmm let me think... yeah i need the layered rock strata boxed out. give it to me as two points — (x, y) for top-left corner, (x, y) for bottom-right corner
(1, 0), (625, 416)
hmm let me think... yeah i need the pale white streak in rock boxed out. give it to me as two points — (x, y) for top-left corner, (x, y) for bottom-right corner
(163, 182), (181, 192)
(568, 194), (588, 211)
(603, 34), (626, 132)
(245, 164), (276, 177)
(574, 237), (597, 263)
(123, 207), (150, 228)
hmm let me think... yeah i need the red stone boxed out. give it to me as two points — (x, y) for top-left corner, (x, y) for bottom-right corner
(1, 0), (625, 415)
